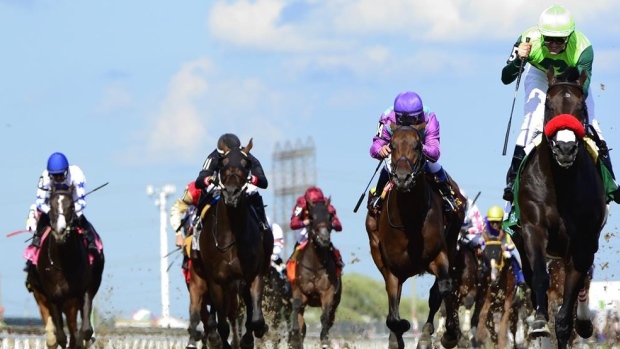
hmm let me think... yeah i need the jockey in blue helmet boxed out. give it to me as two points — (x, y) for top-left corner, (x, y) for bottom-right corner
(25, 152), (98, 256)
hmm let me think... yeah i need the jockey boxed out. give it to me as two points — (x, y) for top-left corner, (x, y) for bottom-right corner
(368, 90), (458, 212)
(483, 206), (526, 292)
(289, 186), (343, 267)
(501, 5), (619, 203)
(26, 152), (98, 253)
(169, 181), (201, 271)
(268, 217), (286, 273)
(194, 133), (271, 232)
(458, 190), (485, 253)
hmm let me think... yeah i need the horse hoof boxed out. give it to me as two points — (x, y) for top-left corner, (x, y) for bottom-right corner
(440, 332), (458, 349)
(575, 318), (594, 338)
(463, 295), (475, 309)
(186, 344), (198, 349)
(421, 322), (434, 335)
(528, 319), (551, 339)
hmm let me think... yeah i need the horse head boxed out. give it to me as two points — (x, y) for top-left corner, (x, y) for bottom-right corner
(219, 138), (253, 207)
(48, 184), (77, 244)
(389, 124), (427, 192)
(307, 198), (333, 249)
(544, 66), (588, 168)
(482, 239), (505, 285)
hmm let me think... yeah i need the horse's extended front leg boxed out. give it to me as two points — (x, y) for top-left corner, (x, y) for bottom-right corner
(79, 292), (94, 347)
(209, 283), (230, 349)
(289, 293), (305, 349)
(318, 289), (337, 348)
(64, 301), (80, 349)
(498, 294), (514, 349)
(49, 303), (67, 349)
(522, 224), (551, 339)
(187, 277), (207, 349)
(248, 274), (266, 338)
(556, 263), (590, 348)
(429, 251), (459, 349)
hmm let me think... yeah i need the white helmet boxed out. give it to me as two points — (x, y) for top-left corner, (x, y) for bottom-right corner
(538, 5), (575, 38)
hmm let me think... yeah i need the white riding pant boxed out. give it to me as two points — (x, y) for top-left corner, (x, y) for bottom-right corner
(515, 64), (603, 148)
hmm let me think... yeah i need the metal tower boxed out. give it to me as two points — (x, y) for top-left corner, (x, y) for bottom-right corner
(272, 137), (316, 256)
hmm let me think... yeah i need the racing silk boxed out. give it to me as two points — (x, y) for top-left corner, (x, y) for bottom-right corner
(463, 201), (484, 235)
(170, 181), (201, 232)
(195, 149), (268, 190)
(270, 220), (284, 260)
(502, 27), (593, 96)
(289, 196), (342, 231)
(35, 165), (87, 215)
(369, 105), (441, 162)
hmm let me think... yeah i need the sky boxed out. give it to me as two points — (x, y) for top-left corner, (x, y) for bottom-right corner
(1, 0), (620, 322)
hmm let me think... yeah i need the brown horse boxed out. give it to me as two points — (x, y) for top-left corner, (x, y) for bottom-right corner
(473, 239), (519, 348)
(515, 67), (607, 349)
(289, 198), (342, 349)
(364, 124), (466, 349)
(197, 139), (273, 349)
(183, 202), (244, 349)
(27, 185), (104, 349)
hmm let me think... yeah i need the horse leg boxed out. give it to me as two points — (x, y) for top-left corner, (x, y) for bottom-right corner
(498, 296), (513, 349)
(318, 291), (337, 348)
(210, 284), (230, 349)
(416, 280), (440, 349)
(575, 273), (594, 339)
(555, 265), (589, 348)
(64, 302), (79, 349)
(522, 225), (551, 339)
(380, 271), (407, 349)
(32, 289), (56, 348)
(187, 274), (206, 349)
(205, 305), (223, 349)
(429, 253), (459, 349)
(248, 274), (267, 339)
(289, 295), (305, 349)
(240, 285), (255, 349)
(473, 289), (491, 348)
(79, 292), (94, 348)
(49, 304), (68, 349)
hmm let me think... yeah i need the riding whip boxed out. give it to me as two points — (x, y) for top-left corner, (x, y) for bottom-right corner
(84, 182), (110, 197)
(502, 37), (531, 156)
(353, 159), (384, 213)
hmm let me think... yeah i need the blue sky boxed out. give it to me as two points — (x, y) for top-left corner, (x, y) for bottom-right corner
(2, 0), (620, 320)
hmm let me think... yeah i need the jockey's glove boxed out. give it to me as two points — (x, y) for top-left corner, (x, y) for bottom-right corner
(26, 217), (37, 232)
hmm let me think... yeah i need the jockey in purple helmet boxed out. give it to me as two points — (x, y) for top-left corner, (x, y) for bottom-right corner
(368, 91), (458, 211)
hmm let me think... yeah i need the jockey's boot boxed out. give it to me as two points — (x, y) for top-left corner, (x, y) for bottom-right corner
(181, 256), (189, 271)
(367, 167), (389, 211)
(503, 145), (525, 202)
(598, 142), (620, 204)
(249, 194), (270, 232)
(78, 215), (98, 253)
(433, 167), (457, 212)
(332, 245), (344, 269)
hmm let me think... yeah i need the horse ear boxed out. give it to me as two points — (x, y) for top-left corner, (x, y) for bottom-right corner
(547, 67), (556, 85)
(389, 123), (397, 132)
(414, 122), (427, 131)
(244, 138), (253, 153)
(326, 196), (331, 207)
(578, 69), (587, 87)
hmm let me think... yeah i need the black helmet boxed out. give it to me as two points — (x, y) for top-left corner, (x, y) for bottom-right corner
(217, 133), (241, 153)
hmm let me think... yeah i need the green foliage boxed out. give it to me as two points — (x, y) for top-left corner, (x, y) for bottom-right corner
(303, 273), (429, 325)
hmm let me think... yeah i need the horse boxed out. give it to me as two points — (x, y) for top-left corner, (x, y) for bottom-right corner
(473, 238), (520, 348)
(289, 198), (342, 349)
(452, 228), (487, 347)
(197, 139), (273, 349)
(184, 196), (246, 349)
(259, 263), (292, 348)
(515, 66), (607, 349)
(364, 124), (466, 349)
(28, 185), (104, 349)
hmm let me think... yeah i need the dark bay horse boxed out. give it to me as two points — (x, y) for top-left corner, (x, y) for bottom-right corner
(365, 124), (466, 349)
(198, 139), (273, 349)
(29, 185), (104, 349)
(185, 216), (244, 349)
(289, 198), (342, 349)
(515, 67), (606, 348)
(474, 239), (519, 348)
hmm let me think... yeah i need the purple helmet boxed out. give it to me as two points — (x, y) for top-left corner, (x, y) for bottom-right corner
(394, 91), (423, 126)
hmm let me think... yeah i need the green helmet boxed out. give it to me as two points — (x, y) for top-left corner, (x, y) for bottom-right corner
(538, 5), (575, 37)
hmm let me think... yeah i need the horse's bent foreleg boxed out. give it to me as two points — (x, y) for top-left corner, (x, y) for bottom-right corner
(289, 295), (305, 349)
(49, 304), (67, 349)
(209, 283), (230, 349)
(80, 292), (94, 347)
(65, 303), (79, 349)
(556, 264), (590, 348)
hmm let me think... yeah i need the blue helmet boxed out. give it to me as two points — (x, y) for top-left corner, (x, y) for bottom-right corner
(47, 152), (69, 175)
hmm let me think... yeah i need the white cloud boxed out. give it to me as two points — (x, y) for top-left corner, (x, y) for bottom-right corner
(139, 58), (212, 163)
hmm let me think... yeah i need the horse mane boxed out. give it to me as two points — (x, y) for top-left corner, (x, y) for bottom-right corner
(556, 67), (580, 83)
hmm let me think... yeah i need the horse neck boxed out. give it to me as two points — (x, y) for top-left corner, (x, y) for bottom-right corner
(302, 237), (331, 266)
(45, 230), (85, 267)
(218, 196), (249, 230)
(390, 175), (431, 222)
